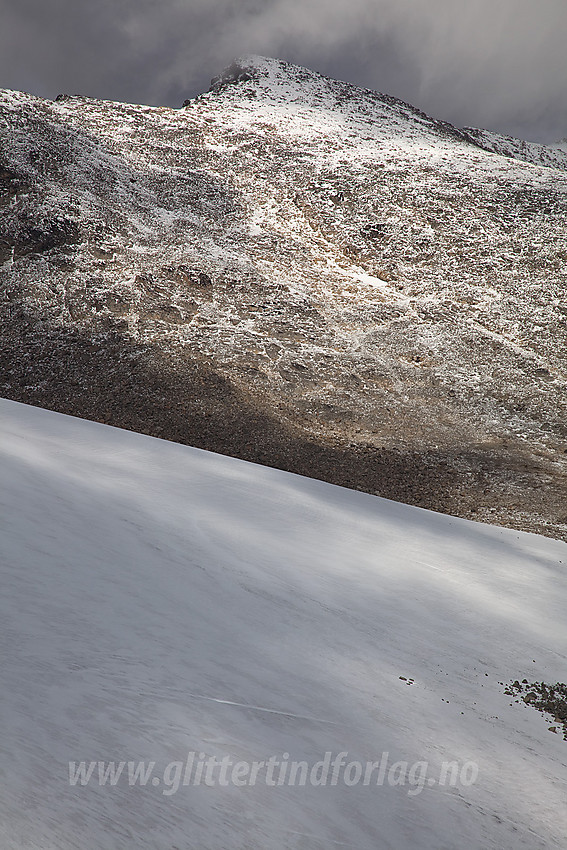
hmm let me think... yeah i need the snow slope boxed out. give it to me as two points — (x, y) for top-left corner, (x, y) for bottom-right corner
(2, 398), (567, 848)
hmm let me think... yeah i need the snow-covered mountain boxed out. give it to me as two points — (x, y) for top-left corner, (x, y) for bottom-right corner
(2, 397), (567, 849)
(1, 55), (566, 538)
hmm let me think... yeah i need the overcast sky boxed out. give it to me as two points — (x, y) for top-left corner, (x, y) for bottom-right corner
(2, 0), (566, 143)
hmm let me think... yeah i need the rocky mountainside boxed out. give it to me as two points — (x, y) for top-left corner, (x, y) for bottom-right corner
(1, 55), (567, 538)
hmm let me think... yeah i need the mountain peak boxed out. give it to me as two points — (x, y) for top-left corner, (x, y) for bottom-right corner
(210, 55), (316, 88)
(205, 56), (567, 172)
(208, 54), (335, 104)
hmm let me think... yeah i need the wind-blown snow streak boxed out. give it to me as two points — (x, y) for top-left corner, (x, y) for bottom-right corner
(1, 398), (567, 849)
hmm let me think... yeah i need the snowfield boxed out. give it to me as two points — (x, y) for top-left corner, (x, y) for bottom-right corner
(1, 397), (567, 849)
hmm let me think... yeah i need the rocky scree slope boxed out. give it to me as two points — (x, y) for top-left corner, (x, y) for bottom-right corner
(1, 56), (567, 538)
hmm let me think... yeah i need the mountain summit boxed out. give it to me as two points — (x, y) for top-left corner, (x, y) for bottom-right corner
(1, 57), (566, 537)
(210, 55), (567, 169)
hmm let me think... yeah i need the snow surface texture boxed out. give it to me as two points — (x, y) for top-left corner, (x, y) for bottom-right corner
(2, 397), (567, 849)
(1, 55), (567, 537)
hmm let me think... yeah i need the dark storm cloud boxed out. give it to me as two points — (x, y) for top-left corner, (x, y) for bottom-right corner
(1, 0), (566, 142)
